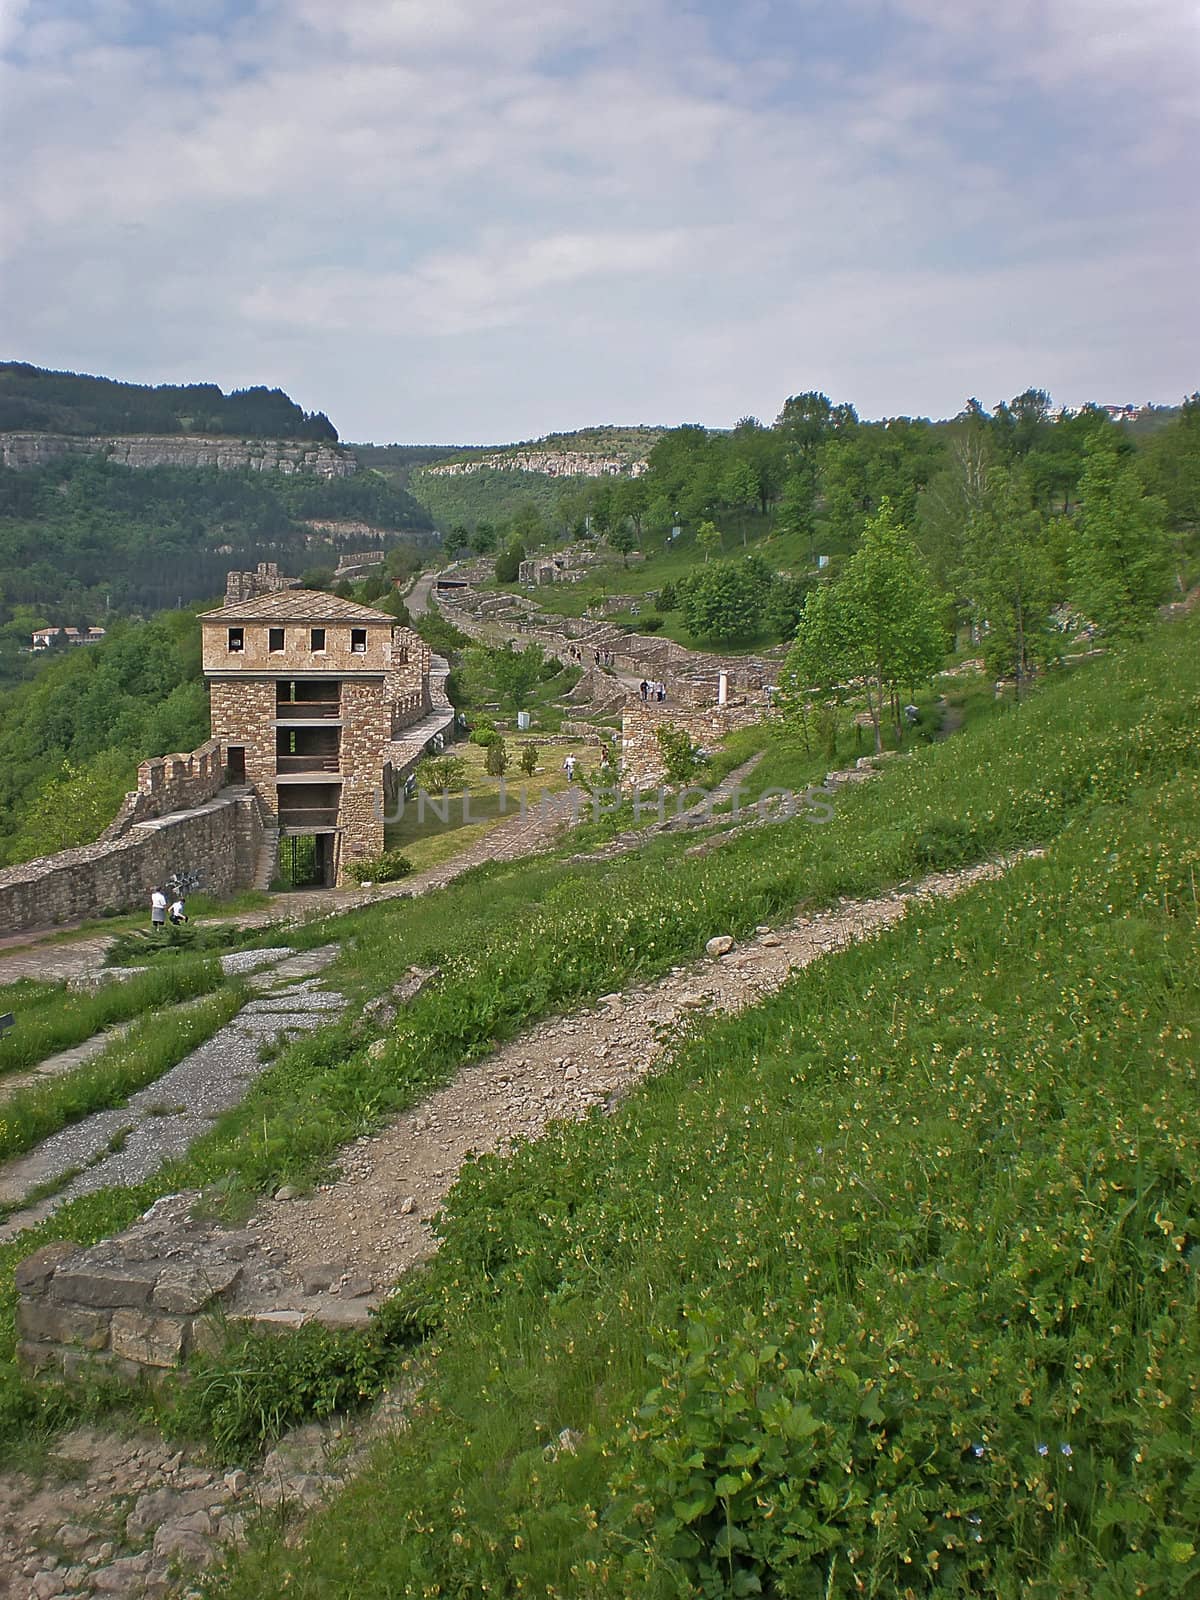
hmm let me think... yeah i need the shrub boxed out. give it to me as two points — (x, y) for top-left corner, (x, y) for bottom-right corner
(414, 755), (468, 792)
(485, 738), (509, 777)
(640, 613), (664, 632)
(470, 726), (500, 748)
(655, 723), (703, 784)
(344, 851), (414, 885)
(656, 581), (677, 611)
(519, 743), (539, 776)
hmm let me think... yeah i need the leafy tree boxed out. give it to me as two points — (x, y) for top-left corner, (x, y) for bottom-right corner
(470, 521), (498, 555)
(696, 520), (723, 562)
(490, 641), (547, 711)
(484, 737), (509, 776)
(613, 477), (649, 539)
(1141, 394), (1200, 572)
(610, 524), (638, 567)
(786, 499), (945, 751)
(300, 566), (336, 590)
(6, 749), (136, 861)
(1069, 435), (1172, 637)
(721, 459), (760, 544)
(494, 541), (526, 583)
(678, 556), (773, 644)
(518, 742), (539, 776)
(961, 468), (1058, 693)
(656, 581), (678, 612)
(416, 754), (468, 791)
(655, 724), (703, 784)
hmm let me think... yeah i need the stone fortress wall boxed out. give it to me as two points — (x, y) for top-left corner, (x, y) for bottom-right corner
(0, 781), (263, 937)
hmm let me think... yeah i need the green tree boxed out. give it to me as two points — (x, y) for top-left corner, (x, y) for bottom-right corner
(721, 459), (760, 545)
(1069, 435), (1172, 637)
(518, 742), (539, 776)
(470, 521), (498, 555)
(655, 723), (703, 784)
(7, 749), (135, 861)
(678, 556), (773, 644)
(484, 737), (509, 776)
(494, 541), (526, 583)
(490, 642), (546, 711)
(961, 468), (1058, 694)
(610, 523), (638, 567)
(696, 520), (723, 562)
(786, 499), (945, 752)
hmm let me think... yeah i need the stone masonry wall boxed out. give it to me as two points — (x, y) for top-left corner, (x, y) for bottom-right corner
(208, 679), (278, 816)
(620, 702), (765, 790)
(339, 679), (389, 867)
(0, 791), (262, 936)
(15, 1198), (256, 1381)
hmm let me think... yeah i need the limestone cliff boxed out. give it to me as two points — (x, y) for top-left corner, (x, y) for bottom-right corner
(0, 432), (357, 478)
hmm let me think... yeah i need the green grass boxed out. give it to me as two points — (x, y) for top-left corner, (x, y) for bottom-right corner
(0, 960), (228, 1076)
(0, 615), (1198, 1523)
(203, 761), (1200, 1599)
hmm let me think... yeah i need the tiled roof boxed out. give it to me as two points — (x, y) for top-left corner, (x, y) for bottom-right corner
(199, 589), (396, 623)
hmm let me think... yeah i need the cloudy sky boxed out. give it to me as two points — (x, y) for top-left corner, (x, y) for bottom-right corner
(1, 0), (1197, 443)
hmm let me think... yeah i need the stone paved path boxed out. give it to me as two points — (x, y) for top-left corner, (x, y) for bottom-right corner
(0, 948), (343, 1238)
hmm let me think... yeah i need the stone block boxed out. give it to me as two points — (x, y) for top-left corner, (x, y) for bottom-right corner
(50, 1263), (159, 1309)
(110, 1309), (187, 1368)
(152, 1263), (242, 1313)
(13, 1240), (81, 1295)
(17, 1297), (110, 1350)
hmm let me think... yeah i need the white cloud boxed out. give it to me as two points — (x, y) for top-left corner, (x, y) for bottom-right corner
(0, 0), (1195, 439)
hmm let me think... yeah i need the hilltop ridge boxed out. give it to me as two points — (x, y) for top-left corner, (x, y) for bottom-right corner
(0, 362), (338, 441)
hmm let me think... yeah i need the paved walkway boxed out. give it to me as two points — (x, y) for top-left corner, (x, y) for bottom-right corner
(0, 948), (342, 1238)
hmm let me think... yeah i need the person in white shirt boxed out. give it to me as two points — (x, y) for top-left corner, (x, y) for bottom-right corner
(169, 897), (188, 925)
(150, 888), (167, 929)
(562, 754), (577, 781)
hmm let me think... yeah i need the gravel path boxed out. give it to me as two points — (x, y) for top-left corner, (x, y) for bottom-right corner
(254, 852), (1040, 1291)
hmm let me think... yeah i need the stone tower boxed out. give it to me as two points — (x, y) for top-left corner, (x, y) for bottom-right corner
(201, 587), (429, 885)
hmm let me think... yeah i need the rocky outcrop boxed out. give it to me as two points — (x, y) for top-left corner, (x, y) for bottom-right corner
(0, 432), (357, 477)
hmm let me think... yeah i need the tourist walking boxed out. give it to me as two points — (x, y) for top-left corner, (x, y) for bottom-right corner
(562, 754), (577, 782)
(639, 679), (648, 700)
(150, 887), (167, 930)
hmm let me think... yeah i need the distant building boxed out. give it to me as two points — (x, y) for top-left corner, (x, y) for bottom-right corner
(31, 626), (106, 649)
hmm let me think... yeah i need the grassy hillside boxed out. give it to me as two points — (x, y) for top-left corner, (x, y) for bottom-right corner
(0, 617), (1188, 1582)
(157, 614), (1199, 1599)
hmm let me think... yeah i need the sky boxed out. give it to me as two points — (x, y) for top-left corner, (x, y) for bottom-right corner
(0, 0), (1197, 443)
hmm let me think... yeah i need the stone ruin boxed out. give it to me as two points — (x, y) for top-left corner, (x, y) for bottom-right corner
(16, 1193), (381, 1384)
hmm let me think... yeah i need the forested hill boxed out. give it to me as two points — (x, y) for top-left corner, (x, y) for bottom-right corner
(0, 362), (337, 440)
(0, 609), (210, 868)
(0, 453), (435, 627)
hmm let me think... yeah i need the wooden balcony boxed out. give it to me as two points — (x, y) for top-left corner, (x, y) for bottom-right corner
(275, 700), (341, 721)
(275, 754), (340, 775)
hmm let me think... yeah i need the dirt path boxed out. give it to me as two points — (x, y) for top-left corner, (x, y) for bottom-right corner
(254, 851), (1038, 1290)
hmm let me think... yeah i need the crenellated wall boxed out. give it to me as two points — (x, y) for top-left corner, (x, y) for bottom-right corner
(100, 741), (227, 841)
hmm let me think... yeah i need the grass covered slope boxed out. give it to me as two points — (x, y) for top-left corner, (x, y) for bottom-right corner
(194, 626), (1200, 1600)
